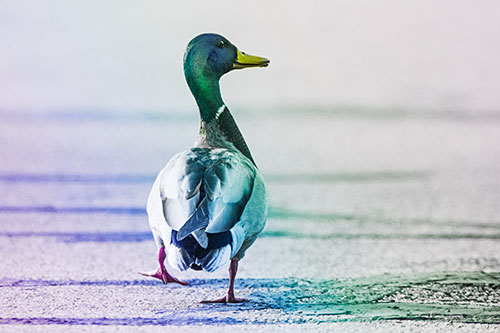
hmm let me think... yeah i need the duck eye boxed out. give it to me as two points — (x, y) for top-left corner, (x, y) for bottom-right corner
(217, 40), (225, 48)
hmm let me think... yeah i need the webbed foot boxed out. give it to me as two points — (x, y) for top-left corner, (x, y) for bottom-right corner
(139, 268), (188, 285)
(140, 247), (188, 286)
(200, 294), (248, 303)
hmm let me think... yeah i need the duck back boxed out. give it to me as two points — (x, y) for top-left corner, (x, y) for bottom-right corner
(158, 147), (256, 235)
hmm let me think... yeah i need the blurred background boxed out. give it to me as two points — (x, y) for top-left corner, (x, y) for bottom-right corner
(1, 0), (500, 114)
(1, 1), (500, 327)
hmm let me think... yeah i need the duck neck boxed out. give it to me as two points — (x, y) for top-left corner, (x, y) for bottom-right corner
(186, 72), (256, 165)
(211, 106), (256, 166)
(186, 73), (224, 122)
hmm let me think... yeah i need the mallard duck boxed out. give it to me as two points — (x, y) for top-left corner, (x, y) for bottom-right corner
(141, 33), (269, 303)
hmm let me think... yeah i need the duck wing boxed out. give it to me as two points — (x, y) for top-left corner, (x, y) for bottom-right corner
(158, 148), (255, 246)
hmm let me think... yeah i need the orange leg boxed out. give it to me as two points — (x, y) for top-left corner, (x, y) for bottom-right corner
(201, 259), (248, 303)
(140, 247), (188, 285)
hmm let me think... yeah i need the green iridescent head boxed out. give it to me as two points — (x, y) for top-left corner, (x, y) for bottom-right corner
(183, 33), (269, 121)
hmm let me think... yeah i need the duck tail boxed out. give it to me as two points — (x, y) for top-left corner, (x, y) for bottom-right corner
(176, 196), (209, 248)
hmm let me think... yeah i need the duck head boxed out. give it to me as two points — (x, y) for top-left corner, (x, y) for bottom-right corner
(184, 33), (269, 121)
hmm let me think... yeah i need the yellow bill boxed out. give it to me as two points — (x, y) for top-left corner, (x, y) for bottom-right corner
(233, 49), (270, 69)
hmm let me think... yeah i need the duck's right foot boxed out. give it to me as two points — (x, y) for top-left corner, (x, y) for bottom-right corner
(200, 293), (248, 303)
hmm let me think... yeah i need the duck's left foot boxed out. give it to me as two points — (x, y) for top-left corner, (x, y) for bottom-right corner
(200, 294), (248, 304)
(139, 247), (188, 285)
(139, 268), (188, 285)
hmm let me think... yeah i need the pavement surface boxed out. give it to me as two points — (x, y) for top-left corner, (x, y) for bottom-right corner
(1, 109), (499, 331)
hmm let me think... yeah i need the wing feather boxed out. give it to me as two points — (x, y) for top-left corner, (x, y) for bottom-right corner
(158, 148), (256, 235)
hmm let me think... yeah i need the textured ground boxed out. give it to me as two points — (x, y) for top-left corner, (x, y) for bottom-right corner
(0, 109), (499, 331)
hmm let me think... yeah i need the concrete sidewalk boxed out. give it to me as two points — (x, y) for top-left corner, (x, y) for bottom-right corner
(1, 111), (499, 331)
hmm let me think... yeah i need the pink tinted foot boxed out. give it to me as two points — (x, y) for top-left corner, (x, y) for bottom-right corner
(200, 294), (249, 304)
(139, 268), (188, 286)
